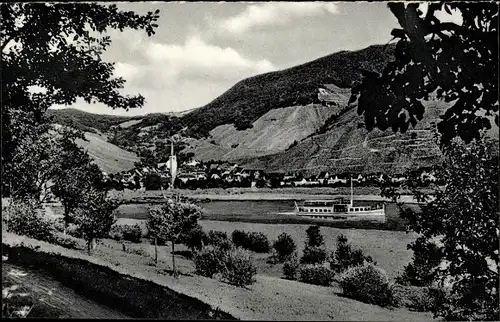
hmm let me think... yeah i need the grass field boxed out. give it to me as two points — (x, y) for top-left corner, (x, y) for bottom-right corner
(109, 218), (417, 281)
(3, 232), (432, 321)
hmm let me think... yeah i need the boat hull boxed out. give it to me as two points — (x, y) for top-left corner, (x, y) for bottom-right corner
(295, 208), (386, 223)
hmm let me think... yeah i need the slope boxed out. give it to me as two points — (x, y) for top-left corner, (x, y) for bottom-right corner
(75, 131), (139, 174)
(240, 100), (450, 175)
(182, 44), (395, 138)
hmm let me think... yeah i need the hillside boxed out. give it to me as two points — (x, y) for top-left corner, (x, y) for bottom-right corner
(51, 124), (139, 174)
(46, 108), (134, 134)
(181, 44), (396, 138)
(47, 42), (498, 175)
(76, 132), (140, 174)
(239, 100), (450, 175)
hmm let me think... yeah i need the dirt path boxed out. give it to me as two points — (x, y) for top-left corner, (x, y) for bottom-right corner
(2, 261), (131, 319)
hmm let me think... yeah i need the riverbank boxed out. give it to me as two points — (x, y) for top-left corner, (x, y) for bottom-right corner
(109, 187), (424, 204)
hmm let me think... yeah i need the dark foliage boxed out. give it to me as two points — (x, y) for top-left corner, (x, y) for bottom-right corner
(282, 252), (300, 280)
(193, 245), (225, 278)
(231, 230), (270, 253)
(305, 225), (324, 247)
(351, 3), (498, 147)
(273, 232), (297, 262)
(340, 264), (394, 307)
(300, 246), (328, 265)
(180, 224), (208, 252)
(298, 265), (335, 286)
(329, 234), (374, 273)
(396, 239), (443, 287)
(206, 230), (232, 252)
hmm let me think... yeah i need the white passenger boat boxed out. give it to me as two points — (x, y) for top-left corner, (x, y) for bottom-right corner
(293, 179), (386, 222)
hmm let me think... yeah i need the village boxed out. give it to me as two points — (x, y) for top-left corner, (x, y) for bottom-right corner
(101, 158), (439, 191)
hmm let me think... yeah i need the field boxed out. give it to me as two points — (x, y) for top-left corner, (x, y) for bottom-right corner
(111, 219), (416, 281)
(3, 232), (432, 321)
(75, 131), (139, 174)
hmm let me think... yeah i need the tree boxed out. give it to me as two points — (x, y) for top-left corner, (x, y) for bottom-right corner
(51, 128), (105, 232)
(7, 126), (61, 202)
(74, 188), (118, 254)
(351, 2), (498, 147)
(389, 136), (499, 320)
(305, 225), (324, 248)
(349, 4), (498, 318)
(1, 3), (160, 192)
(146, 199), (202, 277)
(273, 232), (297, 262)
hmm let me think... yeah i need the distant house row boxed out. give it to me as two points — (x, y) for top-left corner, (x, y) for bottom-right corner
(101, 159), (439, 191)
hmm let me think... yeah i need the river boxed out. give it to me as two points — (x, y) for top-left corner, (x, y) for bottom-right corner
(115, 200), (419, 231)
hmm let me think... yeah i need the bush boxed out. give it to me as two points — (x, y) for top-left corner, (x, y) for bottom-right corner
(121, 224), (143, 243)
(231, 230), (270, 253)
(193, 246), (225, 278)
(300, 246), (327, 264)
(109, 224), (142, 243)
(392, 284), (445, 312)
(207, 230), (232, 251)
(273, 232), (296, 261)
(305, 225), (324, 247)
(5, 201), (56, 243)
(298, 265), (335, 286)
(329, 234), (374, 273)
(283, 252), (300, 280)
(52, 234), (80, 250)
(108, 225), (124, 241)
(182, 225), (208, 252)
(395, 239), (443, 287)
(127, 246), (149, 257)
(53, 217), (66, 233)
(339, 264), (394, 307)
(231, 230), (247, 248)
(66, 223), (83, 239)
(221, 247), (257, 287)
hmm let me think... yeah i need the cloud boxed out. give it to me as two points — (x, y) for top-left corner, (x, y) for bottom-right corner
(120, 35), (276, 88)
(76, 32), (278, 114)
(218, 2), (339, 35)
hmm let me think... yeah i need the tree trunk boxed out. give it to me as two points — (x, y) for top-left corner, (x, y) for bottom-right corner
(88, 238), (97, 254)
(63, 209), (69, 236)
(154, 237), (158, 265)
(171, 241), (177, 278)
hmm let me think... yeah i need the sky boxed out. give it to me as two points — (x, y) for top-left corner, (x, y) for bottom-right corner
(49, 2), (462, 116)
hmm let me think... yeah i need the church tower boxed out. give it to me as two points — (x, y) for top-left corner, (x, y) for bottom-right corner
(169, 139), (177, 189)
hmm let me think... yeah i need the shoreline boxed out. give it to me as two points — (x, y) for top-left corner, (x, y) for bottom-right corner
(108, 187), (423, 204)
